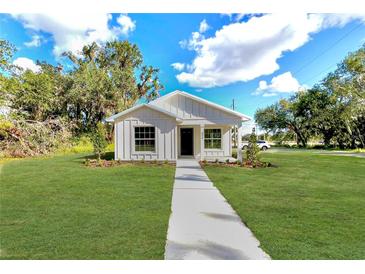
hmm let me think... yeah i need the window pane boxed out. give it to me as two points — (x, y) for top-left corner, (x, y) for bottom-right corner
(213, 139), (221, 148)
(135, 127), (155, 152)
(204, 129), (221, 149)
(213, 131), (221, 138)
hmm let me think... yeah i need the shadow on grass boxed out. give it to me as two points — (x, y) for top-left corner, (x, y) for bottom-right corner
(78, 151), (114, 161)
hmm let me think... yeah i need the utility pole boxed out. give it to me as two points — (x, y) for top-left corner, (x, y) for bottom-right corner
(231, 99), (235, 111)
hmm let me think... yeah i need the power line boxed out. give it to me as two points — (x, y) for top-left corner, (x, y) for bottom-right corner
(293, 23), (363, 76)
(303, 63), (338, 84)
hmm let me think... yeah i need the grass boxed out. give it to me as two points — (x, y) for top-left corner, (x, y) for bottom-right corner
(204, 151), (365, 259)
(0, 153), (175, 259)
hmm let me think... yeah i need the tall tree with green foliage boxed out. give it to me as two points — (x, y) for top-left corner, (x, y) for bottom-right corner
(0, 39), (16, 106)
(9, 69), (56, 120)
(63, 40), (163, 132)
(0, 39), (15, 73)
(255, 45), (365, 149)
(255, 98), (311, 147)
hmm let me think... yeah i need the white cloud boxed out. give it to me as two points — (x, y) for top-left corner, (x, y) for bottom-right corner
(171, 62), (186, 71)
(262, 92), (278, 97)
(253, 72), (302, 96)
(179, 31), (204, 51)
(12, 13), (136, 56)
(234, 14), (246, 22)
(175, 13), (365, 88)
(319, 13), (365, 28)
(221, 13), (261, 22)
(24, 34), (42, 47)
(116, 14), (136, 35)
(13, 57), (41, 73)
(199, 19), (210, 33)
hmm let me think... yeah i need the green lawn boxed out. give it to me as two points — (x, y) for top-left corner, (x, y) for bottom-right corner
(204, 151), (365, 259)
(0, 154), (175, 259)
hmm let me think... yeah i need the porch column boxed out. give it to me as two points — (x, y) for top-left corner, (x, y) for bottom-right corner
(200, 124), (205, 161)
(237, 122), (243, 162)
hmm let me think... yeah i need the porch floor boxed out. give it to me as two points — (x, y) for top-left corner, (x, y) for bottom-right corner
(178, 156), (237, 163)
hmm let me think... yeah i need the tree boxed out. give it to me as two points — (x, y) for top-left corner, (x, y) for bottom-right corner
(255, 98), (310, 147)
(7, 69), (54, 120)
(0, 40), (16, 106)
(91, 122), (108, 160)
(255, 45), (365, 149)
(101, 41), (163, 106)
(64, 40), (163, 132)
(0, 39), (16, 73)
(318, 45), (365, 148)
(291, 87), (336, 147)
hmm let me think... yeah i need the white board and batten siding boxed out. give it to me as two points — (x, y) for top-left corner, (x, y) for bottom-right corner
(114, 106), (177, 161)
(109, 91), (249, 161)
(177, 125), (231, 158)
(154, 93), (238, 158)
(154, 93), (241, 125)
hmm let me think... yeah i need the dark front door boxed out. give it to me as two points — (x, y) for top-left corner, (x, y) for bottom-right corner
(180, 128), (194, 156)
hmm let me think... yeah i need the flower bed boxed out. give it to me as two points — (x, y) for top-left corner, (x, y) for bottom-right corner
(84, 158), (176, 168)
(199, 159), (273, 168)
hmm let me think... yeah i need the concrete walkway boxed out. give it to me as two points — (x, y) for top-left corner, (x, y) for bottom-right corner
(164, 158), (270, 260)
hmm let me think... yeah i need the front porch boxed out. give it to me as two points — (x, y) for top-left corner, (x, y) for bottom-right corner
(176, 123), (243, 162)
(178, 155), (237, 163)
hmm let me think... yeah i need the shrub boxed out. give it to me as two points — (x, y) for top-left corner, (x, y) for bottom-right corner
(215, 158), (219, 163)
(0, 119), (14, 140)
(246, 129), (260, 166)
(90, 122), (108, 160)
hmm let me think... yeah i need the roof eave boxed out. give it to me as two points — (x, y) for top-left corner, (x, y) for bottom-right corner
(105, 103), (183, 123)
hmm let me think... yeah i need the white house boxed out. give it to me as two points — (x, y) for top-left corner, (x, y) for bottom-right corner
(106, 90), (251, 161)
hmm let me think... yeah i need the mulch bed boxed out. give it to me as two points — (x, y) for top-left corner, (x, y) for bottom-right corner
(199, 160), (274, 169)
(84, 159), (176, 168)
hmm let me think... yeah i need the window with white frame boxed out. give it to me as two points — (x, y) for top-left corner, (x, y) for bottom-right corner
(204, 128), (222, 149)
(134, 126), (155, 152)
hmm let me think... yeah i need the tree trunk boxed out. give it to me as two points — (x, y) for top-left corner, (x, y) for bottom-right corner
(356, 127), (365, 148)
(323, 131), (333, 147)
(292, 125), (307, 147)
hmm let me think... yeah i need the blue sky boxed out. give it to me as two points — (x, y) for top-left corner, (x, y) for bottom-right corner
(1, 13), (364, 117)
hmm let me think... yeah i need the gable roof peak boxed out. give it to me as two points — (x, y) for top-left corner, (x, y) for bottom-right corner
(150, 90), (251, 121)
